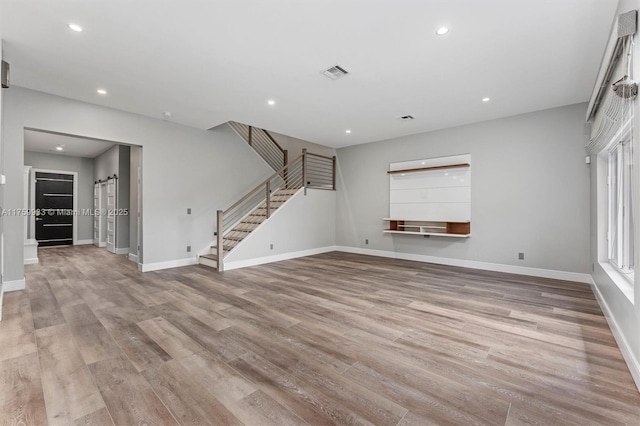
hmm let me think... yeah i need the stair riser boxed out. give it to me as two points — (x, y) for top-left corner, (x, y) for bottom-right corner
(199, 256), (218, 269)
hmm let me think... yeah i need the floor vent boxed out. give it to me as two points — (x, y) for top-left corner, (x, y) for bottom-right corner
(322, 64), (350, 80)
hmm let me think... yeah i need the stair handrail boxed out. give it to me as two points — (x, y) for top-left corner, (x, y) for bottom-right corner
(214, 150), (337, 272)
(229, 121), (288, 171)
(223, 155), (301, 216)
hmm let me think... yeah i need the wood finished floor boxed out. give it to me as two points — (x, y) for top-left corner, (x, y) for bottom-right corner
(1, 246), (639, 425)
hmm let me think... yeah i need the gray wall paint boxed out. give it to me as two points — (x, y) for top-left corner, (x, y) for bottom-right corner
(24, 151), (94, 242)
(129, 146), (141, 258)
(589, 0), (640, 387)
(269, 131), (336, 163)
(117, 145), (130, 249)
(3, 86), (272, 281)
(336, 103), (591, 274)
(94, 144), (119, 182)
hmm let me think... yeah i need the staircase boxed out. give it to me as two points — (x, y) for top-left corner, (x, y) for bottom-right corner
(228, 121), (288, 172)
(199, 187), (298, 269)
(199, 132), (336, 271)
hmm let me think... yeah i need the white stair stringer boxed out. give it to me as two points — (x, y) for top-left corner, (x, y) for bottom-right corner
(199, 187), (301, 269)
(222, 188), (336, 270)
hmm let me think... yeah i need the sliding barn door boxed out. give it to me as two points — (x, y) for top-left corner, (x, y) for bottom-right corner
(93, 182), (101, 246)
(106, 177), (117, 253)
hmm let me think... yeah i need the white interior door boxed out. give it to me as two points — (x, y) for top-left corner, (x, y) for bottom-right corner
(106, 178), (117, 253)
(93, 183), (101, 246)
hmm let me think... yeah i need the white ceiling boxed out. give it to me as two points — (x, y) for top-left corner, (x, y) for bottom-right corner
(1, 0), (618, 148)
(24, 129), (116, 158)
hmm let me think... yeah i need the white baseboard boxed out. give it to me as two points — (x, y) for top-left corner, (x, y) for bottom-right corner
(115, 247), (130, 255)
(224, 246), (336, 271)
(128, 253), (139, 263)
(3, 278), (26, 292)
(76, 239), (94, 245)
(98, 242), (106, 248)
(590, 281), (640, 392)
(334, 246), (593, 284)
(24, 239), (39, 265)
(139, 257), (198, 272)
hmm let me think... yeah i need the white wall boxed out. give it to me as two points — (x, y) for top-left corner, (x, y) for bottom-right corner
(224, 188), (336, 269)
(336, 103), (591, 276)
(3, 86), (273, 282)
(24, 151), (94, 242)
(588, 0), (640, 389)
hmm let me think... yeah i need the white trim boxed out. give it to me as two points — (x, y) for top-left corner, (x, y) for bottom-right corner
(139, 257), (198, 272)
(3, 278), (26, 292)
(224, 246), (336, 271)
(590, 279), (640, 392)
(24, 238), (38, 265)
(128, 253), (138, 263)
(334, 246), (593, 284)
(98, 242), (107, 248)
(76, 239), (94, 245)
(115, 247), (130, 255)
(31, 168), (79, 245)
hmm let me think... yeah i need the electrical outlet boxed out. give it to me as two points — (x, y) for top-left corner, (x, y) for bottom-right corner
(187, 208), (191, 215)
(270, 243), (274, 250)
(365, 239), (369, 245)
(518, 252), (524, 260)
(186, 245), (191, 253)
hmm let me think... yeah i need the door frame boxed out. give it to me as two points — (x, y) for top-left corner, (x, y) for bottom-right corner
(30, 168), (79, 245)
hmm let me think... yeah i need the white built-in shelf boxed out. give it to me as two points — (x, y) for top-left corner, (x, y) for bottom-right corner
(383, 219), (471, 238)
(387, 163), (470, 175)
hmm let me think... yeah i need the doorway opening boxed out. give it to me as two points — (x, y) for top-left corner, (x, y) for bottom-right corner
(23, 129), (143, 263)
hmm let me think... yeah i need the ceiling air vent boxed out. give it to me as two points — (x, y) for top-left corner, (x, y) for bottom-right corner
(322, 64), (350, 80)
(398, 115), (415, 121)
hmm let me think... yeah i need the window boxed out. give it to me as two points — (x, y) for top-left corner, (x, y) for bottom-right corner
(608, 138), (634, 282)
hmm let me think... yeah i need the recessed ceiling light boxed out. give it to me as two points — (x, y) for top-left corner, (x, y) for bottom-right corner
(55, 145), (64, 151)
(436, 27), (449, 36)
(68, 23), (83, 32)
(482, 97), (491, 102)
(97, 89), (107, 95)
(345, 130), (351, 134)
(267, 100), (275, 106)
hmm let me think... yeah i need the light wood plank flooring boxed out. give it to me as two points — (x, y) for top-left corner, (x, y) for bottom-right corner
(1, 245), (639, 425)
